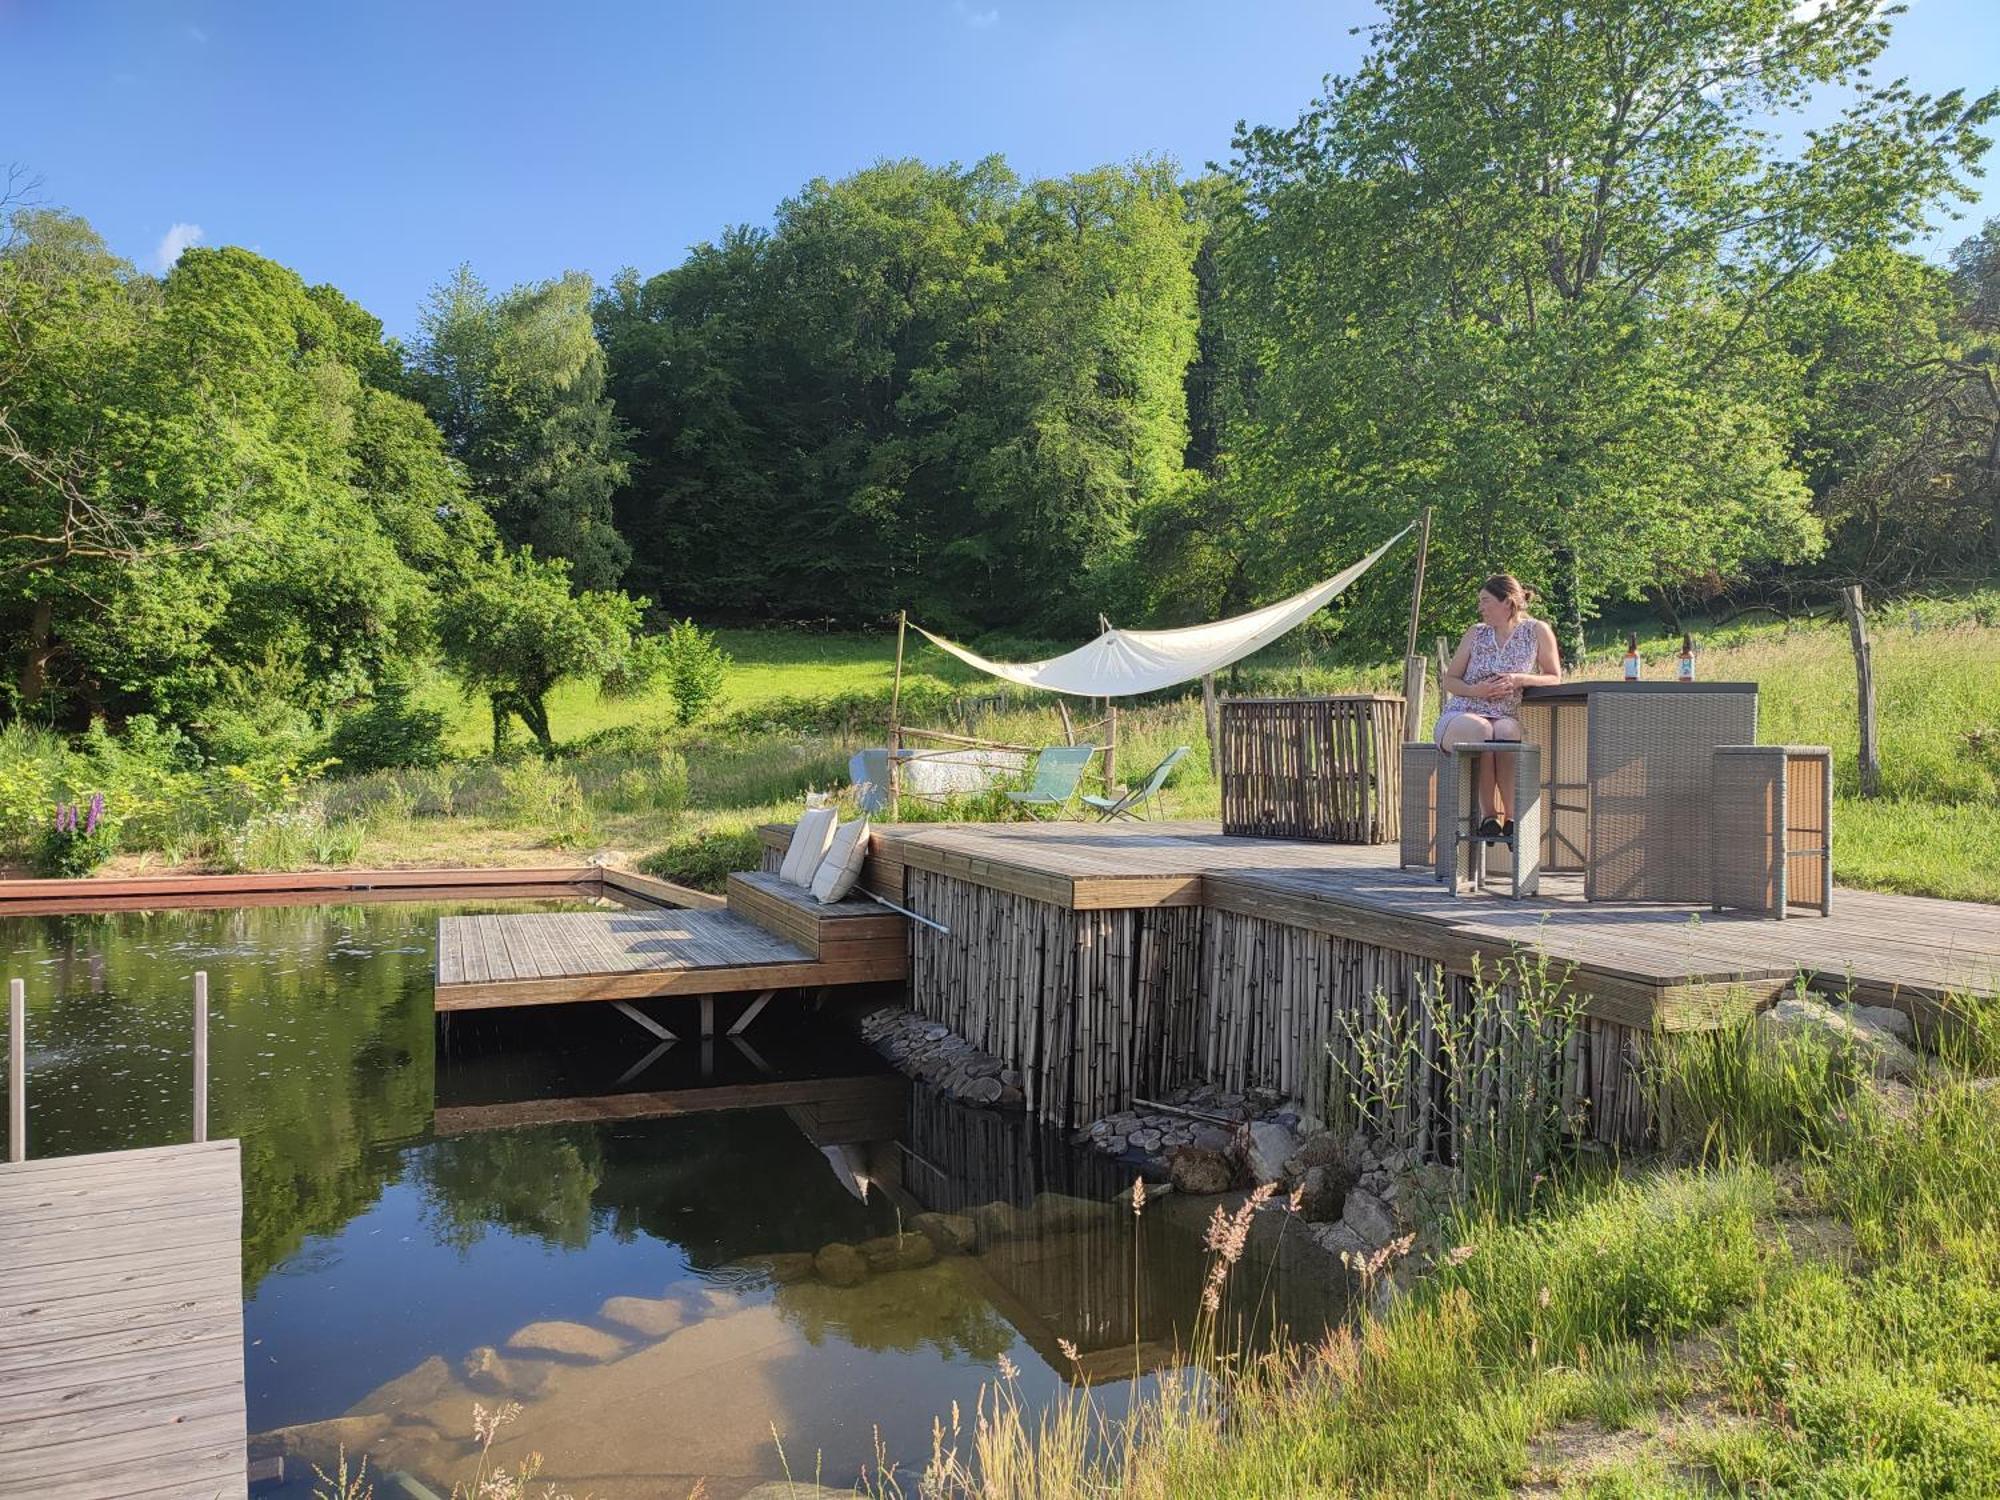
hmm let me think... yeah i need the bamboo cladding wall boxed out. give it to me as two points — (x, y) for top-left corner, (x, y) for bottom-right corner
(1219, 696), (1406, 844)
(909, 868), (1652, 1147)
(907, 868), (1206, 1129)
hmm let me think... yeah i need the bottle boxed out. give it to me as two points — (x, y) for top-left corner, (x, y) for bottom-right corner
(1622, 634), (1640, 681)
(1677, 634), (1695, 682)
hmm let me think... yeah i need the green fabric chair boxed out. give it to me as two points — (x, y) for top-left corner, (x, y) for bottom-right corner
(1005, 744), (1098, 819)
(1083, 746), (1190, 821)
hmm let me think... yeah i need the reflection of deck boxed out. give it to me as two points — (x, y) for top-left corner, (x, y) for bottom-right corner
(763, 818), (2000, 1021)
(0, 1141), (246, 1500)
(433, 1072), (907, 1137)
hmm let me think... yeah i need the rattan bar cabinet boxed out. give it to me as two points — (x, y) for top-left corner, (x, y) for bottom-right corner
(1219, 695), (1406, 843)
(1400, 741), (1439, 869)
(1435, 740), (1542, 898)
(1523, 681), (1759, 903)
(1711, 745), (1833, 918)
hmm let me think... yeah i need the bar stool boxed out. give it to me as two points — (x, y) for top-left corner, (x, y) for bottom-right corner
(1399, 741), (1439, 870)
(1436, 740), (1542, 898)
(1711, 745), (1833, 917)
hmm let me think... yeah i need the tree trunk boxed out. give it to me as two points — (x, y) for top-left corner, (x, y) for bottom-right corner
(519, 693), (554, 752)
(490, 693), (512, 755)
(16, 598), (55, 710)
(1545, 543), (1585, 663)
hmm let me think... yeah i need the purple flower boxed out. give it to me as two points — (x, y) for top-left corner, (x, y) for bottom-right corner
(85, 793), (103, 836)
(54, 802), (75, 835)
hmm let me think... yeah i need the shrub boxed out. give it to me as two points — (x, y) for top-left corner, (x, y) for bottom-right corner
(659, 618), (732, 726)
(224, 800), (365, 872)
(326, 680), (448, 774)
(496, 756), (594, 849)
(638, 825), (763, 893)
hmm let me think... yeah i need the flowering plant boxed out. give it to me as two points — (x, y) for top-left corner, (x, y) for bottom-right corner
(35, 793), (116, 877)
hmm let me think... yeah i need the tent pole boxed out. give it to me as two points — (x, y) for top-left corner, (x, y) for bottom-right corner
(1098, 614), (1117, 793)
(1202, 672), (1220, 780)
(1402, 506), (1434, 735)
(888, 610), (907, 818)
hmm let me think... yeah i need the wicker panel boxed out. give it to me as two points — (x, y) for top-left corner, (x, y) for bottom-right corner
(1586, 691), (1758, 902)
(1519, 699), (1589, 873)
(1219, 696), (1406, 843)
(1712, 745), (1833, 917)
(1399, 742), (1439, 869)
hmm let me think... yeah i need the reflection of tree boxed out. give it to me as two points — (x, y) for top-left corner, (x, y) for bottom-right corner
(414, 1125), (603, 1252)
(774, 1262), (1017, 1361)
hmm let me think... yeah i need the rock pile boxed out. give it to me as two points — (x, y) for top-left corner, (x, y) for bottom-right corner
(856, 1006), (1026, 1108)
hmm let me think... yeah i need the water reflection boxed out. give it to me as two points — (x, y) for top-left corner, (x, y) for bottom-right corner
(1, 901), (1346, 1500)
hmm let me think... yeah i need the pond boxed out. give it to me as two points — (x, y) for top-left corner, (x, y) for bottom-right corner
(1, 898), (1344, 1499)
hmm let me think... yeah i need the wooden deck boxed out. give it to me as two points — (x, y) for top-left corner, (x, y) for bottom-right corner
(0, 1140), (247, 1500)
(765, 819), (1999, 1023)
(434, 900), (907, 1010)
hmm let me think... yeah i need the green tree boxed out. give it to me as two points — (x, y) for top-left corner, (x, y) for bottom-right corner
(412, 267), (631, 590)
(658, 618), (731, 724)
(1221, 0), (1996, 657)
(434, 549), (653, 751)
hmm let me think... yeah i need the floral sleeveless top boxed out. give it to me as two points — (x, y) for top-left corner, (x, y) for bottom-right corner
(1441, 619), (1539, 722)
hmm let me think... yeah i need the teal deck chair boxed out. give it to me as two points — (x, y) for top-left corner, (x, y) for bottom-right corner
(1083, 745), (1190, 821)
(1005, 744), (1098, 820)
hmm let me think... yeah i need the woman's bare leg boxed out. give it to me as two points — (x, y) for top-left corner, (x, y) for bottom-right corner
(1438, 713), (1496, 820)
(1486, 716), (1523, 822)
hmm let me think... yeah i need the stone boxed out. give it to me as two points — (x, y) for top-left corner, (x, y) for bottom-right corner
(1757, 995), (1919, 1080)
(1031, 1193), (1114, 1235)
(1340, 1187), (1399, 1249)
(1190, 1124), (1236, 1153)
(504, 1320), (627, 1362)
(597, 1294), (688, 1340)
(971, 1199), (1028, 1250)
(351, 1354), (454, 1414)
(1309, 1220), (1371, 1261)
(762, 1251), (819, 1285)
(1835, 1001), (1914, 1042)
(961, 1075), (1004, 1105)
(1168, 1145), (1236, 1195)
(1294, 1131), (1346, 1171)
(1246, 1120), (1301, 1184)
(460, 1346), (549, 1400)
(1130, 1127), (1163, 1152)
(911, 1211), (977, 1255)
(814, 1242), (870, 1286)
(1296, 1161), (1357, 1222)
(858, 1232), (936, 1273)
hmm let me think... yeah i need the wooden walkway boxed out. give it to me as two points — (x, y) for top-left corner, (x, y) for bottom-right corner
(0, 1140), (246, 1500)
(435, 898), (907, 1011)
(764, 819), (2000, 1024)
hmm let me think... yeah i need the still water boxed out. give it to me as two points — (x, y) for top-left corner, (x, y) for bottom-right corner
(2, 899), (1341, 1499)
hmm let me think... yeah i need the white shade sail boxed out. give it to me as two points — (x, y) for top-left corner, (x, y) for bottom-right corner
(912, 523), (1413, 699)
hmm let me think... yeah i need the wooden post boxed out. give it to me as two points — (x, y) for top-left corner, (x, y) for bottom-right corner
(1841, 586), (1881, 798)
(1201, 673), (1221, 777)
(1402, 507), (1434, 732)
(1098, 615), (1118, 794)
(1056, 699), (1076, 747)
(192, 970), (208, 1144)
(8, 978), (23, 1163)
(888, 610), (908, 818)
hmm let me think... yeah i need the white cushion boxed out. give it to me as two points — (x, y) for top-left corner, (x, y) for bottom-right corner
(778, 806), (838, 887)
(811, 818), (871, 904)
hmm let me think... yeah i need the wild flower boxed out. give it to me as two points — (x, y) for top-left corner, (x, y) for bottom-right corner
(1131, 1176), (1147, 1216)
(1443, 1244), (1477, 1268)
(996, 1352), (1019, 1381)
(1058, 1337), (1080, 1364)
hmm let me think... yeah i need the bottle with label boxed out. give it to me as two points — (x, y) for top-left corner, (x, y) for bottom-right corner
(1622, 634), (1640, 681)
(1677, 634), (1695, 682)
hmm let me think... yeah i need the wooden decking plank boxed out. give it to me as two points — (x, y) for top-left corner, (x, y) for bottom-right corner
(0, 1141), (245, 1500)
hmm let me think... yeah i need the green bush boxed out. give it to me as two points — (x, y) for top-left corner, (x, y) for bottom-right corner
(224, 801), (365, 872)
(495, 756), (594, 849)
(638, 825), (763, 893)
(326, 681), (448, 773)
(33, 796), (117, 876)
(659, 618), (732, 726)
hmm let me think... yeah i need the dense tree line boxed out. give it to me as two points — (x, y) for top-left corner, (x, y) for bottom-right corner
(4, 0), (1996, 748)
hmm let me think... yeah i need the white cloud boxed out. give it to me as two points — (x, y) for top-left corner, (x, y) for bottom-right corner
(953, 2), (999, 28)
(152, 222), (204, 271)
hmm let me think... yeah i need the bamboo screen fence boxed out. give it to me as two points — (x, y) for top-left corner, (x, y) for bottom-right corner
(1219, 696), (1407, 843)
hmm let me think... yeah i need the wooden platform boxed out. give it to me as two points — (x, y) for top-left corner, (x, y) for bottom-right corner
(768, 818), (2000, 1024)
(0, 1140), (247, 1500)
(434, 903), (907, 1011)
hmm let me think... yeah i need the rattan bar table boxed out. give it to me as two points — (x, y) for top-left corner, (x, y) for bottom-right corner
(1521, 681), (1759, 903)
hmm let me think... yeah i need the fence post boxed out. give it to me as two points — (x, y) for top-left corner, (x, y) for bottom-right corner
(1840, 586), (1882, 799)
(8, 978), (23, 1163)
(193, 971), (209, 1144)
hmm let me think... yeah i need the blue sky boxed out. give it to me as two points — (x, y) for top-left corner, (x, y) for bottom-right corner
(5, 1), (1996, 336)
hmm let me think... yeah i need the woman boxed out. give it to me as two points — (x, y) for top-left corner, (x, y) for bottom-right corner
(1435, 574), (1563, 838)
